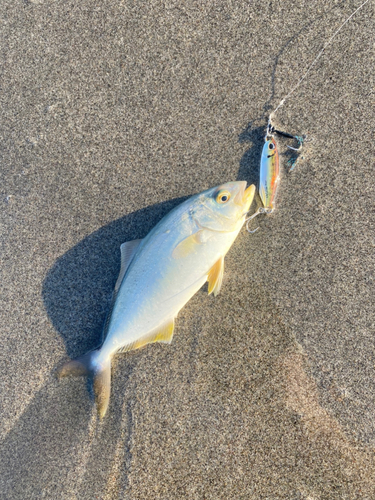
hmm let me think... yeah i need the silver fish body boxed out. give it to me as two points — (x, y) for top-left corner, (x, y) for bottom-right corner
(59, 181), (255, 417)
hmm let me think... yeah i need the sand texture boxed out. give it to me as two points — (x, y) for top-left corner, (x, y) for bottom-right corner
(1, 0), (374, 498)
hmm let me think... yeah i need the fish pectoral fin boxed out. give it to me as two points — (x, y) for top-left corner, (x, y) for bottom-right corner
(117, 319), (175, 354)
(207, 256), (224, 296)
(115, 239), (142, 292)
(172, 230), (211, 259)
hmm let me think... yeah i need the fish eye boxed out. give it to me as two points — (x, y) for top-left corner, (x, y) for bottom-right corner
(269, 142), (275, 150)
(216, 190), (231, 204)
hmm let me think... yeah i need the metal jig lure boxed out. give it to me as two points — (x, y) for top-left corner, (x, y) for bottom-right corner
(246, 124), (304, 233)
(245, 126), (280, 233)
(245, 0), (370, 234)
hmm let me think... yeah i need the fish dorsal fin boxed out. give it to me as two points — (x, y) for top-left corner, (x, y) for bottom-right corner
(172, 230), (211, 259)
(207, 256), (224, 296)
(115, 239), (142, 292)
(117, 318), (175, 354)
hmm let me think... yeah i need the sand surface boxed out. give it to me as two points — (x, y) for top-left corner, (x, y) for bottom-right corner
(1, 0), (374, 498)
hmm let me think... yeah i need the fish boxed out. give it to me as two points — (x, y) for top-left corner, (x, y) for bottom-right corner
(58, 181), (255, 417)
(259, 136), (279, 213)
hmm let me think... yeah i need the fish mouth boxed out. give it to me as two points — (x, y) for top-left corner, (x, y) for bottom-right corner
(234, 182), (255, 208)
(243, 184), (256, 205)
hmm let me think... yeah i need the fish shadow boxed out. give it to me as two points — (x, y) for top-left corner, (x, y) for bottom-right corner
(42, 197), (188, 359)
(6, 198), (193, 497)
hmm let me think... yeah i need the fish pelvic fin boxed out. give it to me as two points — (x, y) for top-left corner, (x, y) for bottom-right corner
(57, 350), (112, 419)
(207, 256), (224, 296)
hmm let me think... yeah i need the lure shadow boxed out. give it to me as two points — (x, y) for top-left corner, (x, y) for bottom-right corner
(237, 124), (265, 188)
(42, 197), (188, 359)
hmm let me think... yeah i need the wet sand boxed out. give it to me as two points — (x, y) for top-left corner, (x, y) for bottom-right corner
(1, 0), (374, 498)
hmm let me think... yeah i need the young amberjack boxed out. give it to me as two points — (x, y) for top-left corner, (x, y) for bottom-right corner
(58, 181), (255, 417)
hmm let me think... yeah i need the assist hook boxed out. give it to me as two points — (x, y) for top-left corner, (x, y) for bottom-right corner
(269, 126), (305, 151)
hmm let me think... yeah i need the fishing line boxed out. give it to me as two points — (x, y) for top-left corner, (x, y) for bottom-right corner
(245, 0), (370, 234)
(270, 0), (370, 120)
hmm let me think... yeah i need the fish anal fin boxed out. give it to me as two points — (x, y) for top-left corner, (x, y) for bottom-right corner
(117, 319), (175, 354)
(152, 318), (175, 344)
(115, 239), (142, 292)
(207, 256), (224, 296)
(133, 318), (175, 348)
(172, 230), (210, 259)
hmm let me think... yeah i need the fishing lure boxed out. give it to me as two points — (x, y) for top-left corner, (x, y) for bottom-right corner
(245, 126), (280, 233)
(245, 0), (370, 233)
(259, 134), (280, 213)
(246, 125), (304, 233)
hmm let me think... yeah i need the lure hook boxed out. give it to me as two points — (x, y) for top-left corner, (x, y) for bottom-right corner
(286, 135), (304, 151)
(269, 126), (305, 151)
(245, 207), (271, 233)
(246, 219), (259, 233)
(245, 208), (261, 233)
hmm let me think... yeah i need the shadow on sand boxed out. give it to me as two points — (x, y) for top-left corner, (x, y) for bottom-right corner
(0, 126), (268, 499)
(42, 196), (189, 359)
(0, 197), (191, 499)
(42, 120), (264, 361)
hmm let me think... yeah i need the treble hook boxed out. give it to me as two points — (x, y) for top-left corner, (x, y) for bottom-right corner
(245, 207), (270, 233)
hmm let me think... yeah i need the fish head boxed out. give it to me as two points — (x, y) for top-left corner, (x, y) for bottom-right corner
(193, 181), (255, 232)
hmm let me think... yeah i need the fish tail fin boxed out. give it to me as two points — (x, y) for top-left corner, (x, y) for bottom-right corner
(57, 350), (112, 419)
(93, 357), (111, 419)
